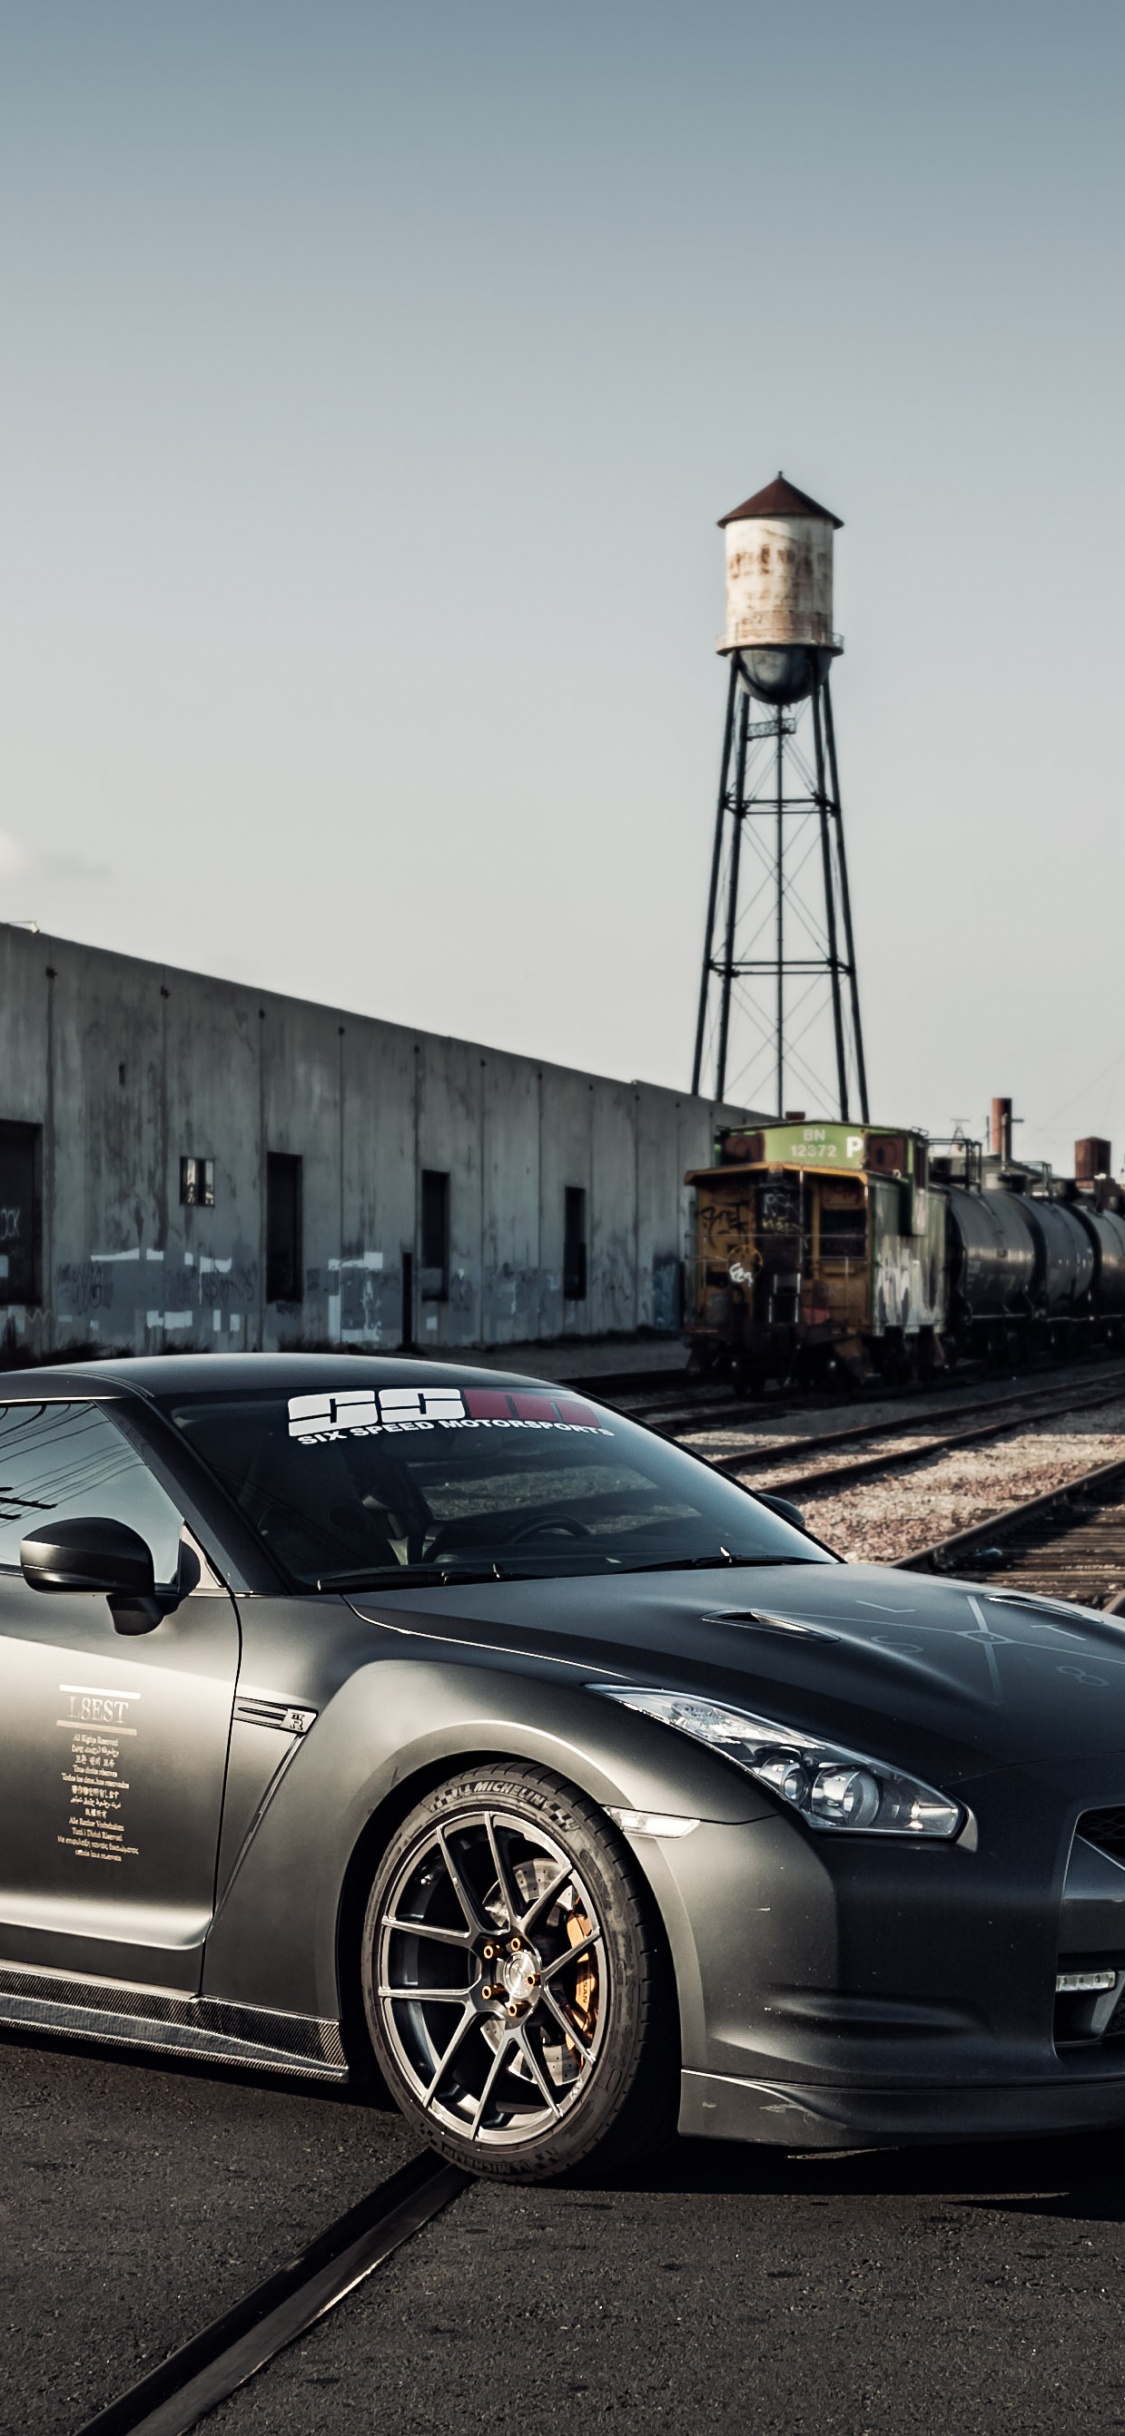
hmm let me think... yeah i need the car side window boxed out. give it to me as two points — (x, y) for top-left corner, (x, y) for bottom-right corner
(0, 1401), (185, 1587)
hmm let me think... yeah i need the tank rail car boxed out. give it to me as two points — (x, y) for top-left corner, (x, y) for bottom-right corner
(685, 1118), (1125, 1392)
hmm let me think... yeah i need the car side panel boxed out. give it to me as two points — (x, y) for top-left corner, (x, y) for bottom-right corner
(202, 1600), (770, 2038)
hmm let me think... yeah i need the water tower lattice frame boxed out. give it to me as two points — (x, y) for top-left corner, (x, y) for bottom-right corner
(690, 474), (870, 1122)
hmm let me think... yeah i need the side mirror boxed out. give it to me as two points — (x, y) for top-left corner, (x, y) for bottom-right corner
(754, 1490), (807, 1534)
(20, 1517), (163, 1634)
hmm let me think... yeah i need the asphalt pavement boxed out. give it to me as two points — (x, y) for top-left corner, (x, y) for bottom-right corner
(207, 2129), (1125, 2436)
(8, 2031), (1125, 2436)
(0, 2031), (415, 2436)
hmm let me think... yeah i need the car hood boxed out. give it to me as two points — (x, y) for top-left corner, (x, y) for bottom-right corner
(348, 1562), (1125, 1782)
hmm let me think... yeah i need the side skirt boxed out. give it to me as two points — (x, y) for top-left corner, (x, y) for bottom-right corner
(0, 1959), (347, 2080)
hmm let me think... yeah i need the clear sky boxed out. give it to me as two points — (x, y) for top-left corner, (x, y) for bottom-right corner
(0, 1), (1122, 1173)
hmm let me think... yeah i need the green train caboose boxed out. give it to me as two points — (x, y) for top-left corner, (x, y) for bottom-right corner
(685, 1119), (946, 1390)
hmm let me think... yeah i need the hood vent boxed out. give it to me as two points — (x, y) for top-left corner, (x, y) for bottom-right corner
(698, 1609), (841, 1642)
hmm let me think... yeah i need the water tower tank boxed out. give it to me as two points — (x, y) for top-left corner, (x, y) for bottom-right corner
(718, 472), (842, 705)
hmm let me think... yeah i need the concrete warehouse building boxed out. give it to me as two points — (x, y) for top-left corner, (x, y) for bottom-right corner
(0, 922), (751, 1364)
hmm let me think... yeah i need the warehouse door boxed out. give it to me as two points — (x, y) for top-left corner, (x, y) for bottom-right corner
(0, 1123), (41, 1307)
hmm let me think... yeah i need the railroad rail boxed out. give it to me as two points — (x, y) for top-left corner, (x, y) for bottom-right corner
(690, 1371), (1125, 1503)
(605, 1354), (1125, 1443)
(896, 1450), (1125, 1612)
(74, 2151), (467, 2436)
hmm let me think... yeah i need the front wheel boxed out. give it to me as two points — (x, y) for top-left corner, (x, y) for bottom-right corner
(361, 1764), (677, 2181)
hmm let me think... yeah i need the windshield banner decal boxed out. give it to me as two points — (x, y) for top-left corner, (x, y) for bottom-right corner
(287, 1386), (612, 1443)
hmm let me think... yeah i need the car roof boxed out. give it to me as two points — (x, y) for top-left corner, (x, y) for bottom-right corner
(0, 1352), (601, 1403)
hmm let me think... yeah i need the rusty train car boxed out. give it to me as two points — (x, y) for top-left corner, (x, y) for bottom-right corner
(685, 1120), (1125, 1389)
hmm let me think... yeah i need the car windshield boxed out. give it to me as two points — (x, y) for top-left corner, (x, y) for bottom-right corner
(166, 1379), (834, 1590)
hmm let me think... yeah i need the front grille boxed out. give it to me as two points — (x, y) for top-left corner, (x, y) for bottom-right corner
(1076, 1808), (1125, 1862)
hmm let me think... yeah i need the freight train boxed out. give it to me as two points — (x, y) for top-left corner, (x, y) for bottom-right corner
(685, 1118), (1125, 1390)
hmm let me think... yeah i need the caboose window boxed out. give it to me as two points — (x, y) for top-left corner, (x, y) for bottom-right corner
(819, 1204), (867, 1261)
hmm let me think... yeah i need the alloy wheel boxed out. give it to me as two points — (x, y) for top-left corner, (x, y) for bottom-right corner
(373, 1805), (608, 2147)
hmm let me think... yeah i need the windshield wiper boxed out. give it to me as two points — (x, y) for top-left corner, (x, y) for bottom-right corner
(318, 1561), (540, 1593)
(318, 1550), (820, 1592)
(614, 1552), (819, 1577)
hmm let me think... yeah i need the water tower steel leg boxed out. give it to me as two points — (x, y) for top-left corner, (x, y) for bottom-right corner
(822, 672), (869, 1124)
(775, 708), (785, 1116)
(811, 680), (849, 1122)
(691, 659), (739, 1096)
(715, 686), (750, 1105)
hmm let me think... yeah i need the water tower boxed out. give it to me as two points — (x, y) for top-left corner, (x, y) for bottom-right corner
(690, 473), (869, 1121)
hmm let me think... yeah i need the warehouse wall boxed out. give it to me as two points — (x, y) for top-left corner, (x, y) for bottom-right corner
(0, 923), (752, 1360)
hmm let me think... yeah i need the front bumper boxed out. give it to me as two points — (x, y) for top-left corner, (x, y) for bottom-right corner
(636, 1751), (1125, 2147)
(679, 2063), (1125, 2149)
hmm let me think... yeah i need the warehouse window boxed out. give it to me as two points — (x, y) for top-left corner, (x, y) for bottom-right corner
(420, 1171), (449, 1302)
(401, 1250), (415, 1348)
(564, 1186), (587, 1302)
(180, 1156), (215, 1208)
(266, 1153), (303, 1303)
(0, 1121), (42, 1307)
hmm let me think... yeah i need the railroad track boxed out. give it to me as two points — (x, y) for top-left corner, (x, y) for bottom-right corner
(575, 1358), (1125, 1610)
(608, 1375), (954, 1435)
(604, 1354), (1125, 1443)
(587, 1359), (1000, 1434)
(692, 1370), (1125, 1503)
(896, 1450), (1125, 1611)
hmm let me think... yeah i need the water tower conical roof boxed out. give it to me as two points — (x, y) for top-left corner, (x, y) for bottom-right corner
(718, 473), (843, 529)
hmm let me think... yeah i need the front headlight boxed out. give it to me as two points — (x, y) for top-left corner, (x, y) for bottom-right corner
(593, 1687), (963, 1839)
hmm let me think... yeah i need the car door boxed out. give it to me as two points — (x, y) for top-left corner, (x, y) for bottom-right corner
(0, 1395), (240, 1992)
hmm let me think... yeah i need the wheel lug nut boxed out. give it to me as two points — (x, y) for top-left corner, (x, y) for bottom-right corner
(527, 1972), (540, 1988)
(509, 1936), (522, 1952)
(482, 1943), (495, 1960)
(506, 2001), (522, 2017)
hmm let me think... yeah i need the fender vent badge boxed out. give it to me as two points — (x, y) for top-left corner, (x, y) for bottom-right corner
(235, 1695), (317, 1736)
